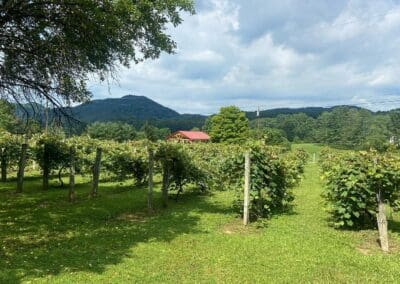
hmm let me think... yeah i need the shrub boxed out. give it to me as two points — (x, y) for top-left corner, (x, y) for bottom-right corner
(321, 149), (400, 228)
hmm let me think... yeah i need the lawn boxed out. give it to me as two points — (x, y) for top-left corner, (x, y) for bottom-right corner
(1, 144), (400, 283)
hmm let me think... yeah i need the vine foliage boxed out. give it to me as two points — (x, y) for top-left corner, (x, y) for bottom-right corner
(321, 149), (400, 228)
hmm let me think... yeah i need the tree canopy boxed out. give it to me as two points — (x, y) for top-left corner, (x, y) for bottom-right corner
(137, 122), (170, 141)
(0, 0), (194, 109)
(0, 99), (17, 131)
(86, 121), (136, 142)
(209, 106), (249, 144)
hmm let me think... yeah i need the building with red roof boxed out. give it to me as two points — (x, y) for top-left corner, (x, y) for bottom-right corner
(166, 131), (211, 143)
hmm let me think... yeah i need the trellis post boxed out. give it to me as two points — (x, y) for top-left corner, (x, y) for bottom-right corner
(92, 147), (102, 197)
(69, 147), (75, 202)
(16, 137), (28, 193)
(374, 157), (389, 252)
(243, 151), (250, 225)
(148, 147), (154, 212)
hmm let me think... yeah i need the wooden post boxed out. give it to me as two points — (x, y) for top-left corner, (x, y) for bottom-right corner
(1, 148), (7, 182)
(148, 147), (154, 212)
(243, 151), (250, 226)
(373, 157), (389, 252)
(69, 147), (75, 202)
(91, 147), (102, 197)
(313, 153), (316, 163)
(377, 189), (389, 252)
(16, 143), (28, 193)
(161, 164), (169, 208)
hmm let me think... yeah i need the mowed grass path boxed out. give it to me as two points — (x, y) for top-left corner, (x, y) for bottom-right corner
(1, 144), (400, 283)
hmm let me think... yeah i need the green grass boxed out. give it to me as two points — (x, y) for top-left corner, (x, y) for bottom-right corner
(1, 144), (400, 283)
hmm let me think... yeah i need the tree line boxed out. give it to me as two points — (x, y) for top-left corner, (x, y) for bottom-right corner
(249, 106), (400, 151)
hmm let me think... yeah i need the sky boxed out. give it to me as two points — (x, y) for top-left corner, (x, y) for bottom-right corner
(89, 0), (400, 115)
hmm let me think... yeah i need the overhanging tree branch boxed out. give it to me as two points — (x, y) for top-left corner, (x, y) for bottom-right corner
(0, 0), (194, 122)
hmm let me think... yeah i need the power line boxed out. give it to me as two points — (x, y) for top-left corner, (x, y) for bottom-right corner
(237, 96), (400, 113)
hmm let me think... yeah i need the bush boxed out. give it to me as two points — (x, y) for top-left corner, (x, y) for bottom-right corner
(183, 142), (307, 220)
(155, 143), (207, 195)
(321, 149), (400, 228)
(33, 132), (69, 173)
(103, 141), (148, 184)
(0, 131), (23, 180)
(233, 144), (307, 220)
(0, 131), (23, 168)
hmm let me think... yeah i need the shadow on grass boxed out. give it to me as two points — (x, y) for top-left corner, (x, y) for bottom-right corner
(389, 219), (400, 234)
(0, 178), (232, 283)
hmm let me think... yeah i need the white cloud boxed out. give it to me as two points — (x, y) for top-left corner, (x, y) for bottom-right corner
(90, 0), (400, 114)
(181, 50), (225, 63)
(368, 65), (400, 87)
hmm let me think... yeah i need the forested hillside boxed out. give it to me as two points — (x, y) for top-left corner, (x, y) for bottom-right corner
(72, 95), (180, 122)
(250, 106), (399, 150)
(15, 96), (207, 132)
(245, 106), (353, 119)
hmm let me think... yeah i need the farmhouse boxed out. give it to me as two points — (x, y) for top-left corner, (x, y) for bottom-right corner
(167, 130), (210, 143)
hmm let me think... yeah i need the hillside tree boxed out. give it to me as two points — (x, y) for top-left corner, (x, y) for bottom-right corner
(86, 122), (136, 142)
(209, 106), (249, 143)
(137, 122), (170, 141)
(389, 110), (400, 140)
(0, 99), (17, 131)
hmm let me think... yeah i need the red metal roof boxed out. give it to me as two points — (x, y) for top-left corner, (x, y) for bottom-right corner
(169, 131), (210, 141)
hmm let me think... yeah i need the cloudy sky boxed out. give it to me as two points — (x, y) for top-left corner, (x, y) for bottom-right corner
(90, 0), (400, 114)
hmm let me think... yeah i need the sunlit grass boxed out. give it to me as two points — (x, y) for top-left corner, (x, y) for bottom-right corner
(0, 144), (399, 283)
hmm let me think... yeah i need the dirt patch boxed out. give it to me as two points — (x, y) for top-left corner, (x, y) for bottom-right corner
(356, 247), (371, 256)
(116, 212), (149, 223)
(356, 234), (400, 255)
(221, 218), (262, 235)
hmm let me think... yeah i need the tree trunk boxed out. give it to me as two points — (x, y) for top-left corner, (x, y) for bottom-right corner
(1, 148), (7, 182)
(16, 143), (28, 193)
(91, 147), (102, 198)
(377, 190), (389, 252)
(43, 144), (49, 191)
(161, 164), (169, 208)
(69, 147), (75, 202)
(175, 184), (183, 202)
(147, 148), (154, 212)
(58, 167), (64, 188)
(43, 166), (49, 190)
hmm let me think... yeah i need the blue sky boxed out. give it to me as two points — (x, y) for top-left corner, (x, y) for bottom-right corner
(90, 0), (400, 114)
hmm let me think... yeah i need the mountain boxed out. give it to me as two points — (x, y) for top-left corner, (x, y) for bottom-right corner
(69, 95), (208, 131)
(15, 102), (46, 120)
(13, 95), (390, 132)
(15, 95), (207, 132)
(72, 95), (180, 122)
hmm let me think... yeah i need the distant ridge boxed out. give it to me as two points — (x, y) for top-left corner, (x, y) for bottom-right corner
(14, 95), (207, 131)
(72, 95), (180, 122)
(13, 95), (395, 131)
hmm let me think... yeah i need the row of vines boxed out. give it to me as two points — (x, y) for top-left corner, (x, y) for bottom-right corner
(0, 129), (309, 221)
(320, 148), (400, 251)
